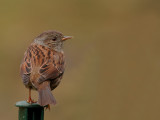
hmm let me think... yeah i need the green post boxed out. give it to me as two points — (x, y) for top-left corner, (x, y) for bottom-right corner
(15, 101), (44, 120)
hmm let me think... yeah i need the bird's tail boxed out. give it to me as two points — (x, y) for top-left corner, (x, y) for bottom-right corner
(38, 83), (56, 106)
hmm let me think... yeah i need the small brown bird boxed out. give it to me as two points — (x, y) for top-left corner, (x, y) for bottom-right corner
(20, 30), (72, 107)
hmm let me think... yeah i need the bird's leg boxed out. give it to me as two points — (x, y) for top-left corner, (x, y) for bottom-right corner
(45, 104), (50, 111)
(27, 88), (36, 104)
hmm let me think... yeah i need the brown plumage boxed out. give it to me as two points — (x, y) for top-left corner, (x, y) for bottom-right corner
(20, 30), (72, 106)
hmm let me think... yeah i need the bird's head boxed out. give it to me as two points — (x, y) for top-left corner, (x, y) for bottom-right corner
(34, 30), (72, 51)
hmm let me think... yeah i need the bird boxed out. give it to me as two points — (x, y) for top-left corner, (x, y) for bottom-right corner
(20, 30), (72, 108)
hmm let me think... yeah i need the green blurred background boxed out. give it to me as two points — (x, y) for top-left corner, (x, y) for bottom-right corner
(0, 0), (160, 120)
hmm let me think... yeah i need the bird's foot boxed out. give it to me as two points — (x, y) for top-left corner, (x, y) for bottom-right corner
(27, 98), (37, 104)
(44, 104), (50, 111)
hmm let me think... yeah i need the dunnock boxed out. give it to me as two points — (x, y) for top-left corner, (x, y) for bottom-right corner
(20, 30), (72, 107)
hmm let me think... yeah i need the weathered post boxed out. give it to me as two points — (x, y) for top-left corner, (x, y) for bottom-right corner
(15, 101), (44, 120)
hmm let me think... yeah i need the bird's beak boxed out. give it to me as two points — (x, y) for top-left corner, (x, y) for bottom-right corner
(62, 36), (73, 41)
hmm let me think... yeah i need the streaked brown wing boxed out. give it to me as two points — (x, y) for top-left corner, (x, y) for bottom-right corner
(20, 48), (32, 85)
(38, 49), (65, 84)
(38, 47), (64, 83)
(20, 44), (65, 85)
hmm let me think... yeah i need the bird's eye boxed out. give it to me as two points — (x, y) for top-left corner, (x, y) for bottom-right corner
(52, 37), (57, 41)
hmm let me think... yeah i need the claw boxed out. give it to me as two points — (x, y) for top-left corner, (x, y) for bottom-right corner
(45, 104), (50, 111)
(27, 98), (37, 104)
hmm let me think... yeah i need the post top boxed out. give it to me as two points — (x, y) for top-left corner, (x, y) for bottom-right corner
(15, 101), (43, 108)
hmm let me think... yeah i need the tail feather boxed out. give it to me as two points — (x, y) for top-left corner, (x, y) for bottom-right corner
(38, 86), (56, 106)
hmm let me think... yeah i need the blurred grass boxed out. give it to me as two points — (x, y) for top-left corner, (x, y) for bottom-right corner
(0, 0), (160, 120)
